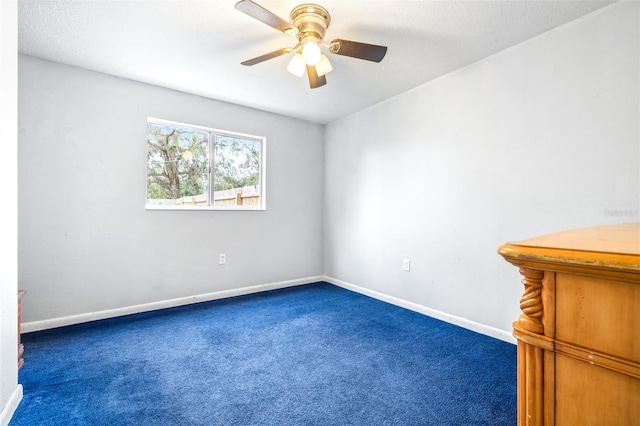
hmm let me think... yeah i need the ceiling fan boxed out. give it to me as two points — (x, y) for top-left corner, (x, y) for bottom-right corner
(235, 0), (388, 89)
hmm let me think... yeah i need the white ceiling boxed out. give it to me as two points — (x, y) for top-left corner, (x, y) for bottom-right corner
(18, 0), (615, 124)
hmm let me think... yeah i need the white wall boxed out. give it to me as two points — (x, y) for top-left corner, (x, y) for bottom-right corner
(324, 1), (639, 337)
(15, 1), (640, 340)
(0, 1), (22, 424)
(18, 56), (324, 326)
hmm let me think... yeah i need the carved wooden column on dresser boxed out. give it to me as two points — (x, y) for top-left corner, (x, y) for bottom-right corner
(18, 289), (26, 370)
(498, 223), (640, 426)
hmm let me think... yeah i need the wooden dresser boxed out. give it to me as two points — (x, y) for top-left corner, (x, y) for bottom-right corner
(498, 223), (640, 426)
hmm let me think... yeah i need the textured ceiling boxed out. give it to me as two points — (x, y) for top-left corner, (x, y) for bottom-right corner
(18, 0), (615, 124)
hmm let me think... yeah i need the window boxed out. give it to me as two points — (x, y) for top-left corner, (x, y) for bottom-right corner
(146, 118), (265, 210)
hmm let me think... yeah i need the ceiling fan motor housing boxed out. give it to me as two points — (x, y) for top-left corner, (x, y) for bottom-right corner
(290, 4), (331, 43)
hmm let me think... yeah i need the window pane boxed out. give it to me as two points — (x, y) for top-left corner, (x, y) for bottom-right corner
(147, 122), (210, 206)
(213, 135), (261, 207)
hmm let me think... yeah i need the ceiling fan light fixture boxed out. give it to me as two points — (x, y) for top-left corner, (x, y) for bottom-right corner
(302, 38), (322, 66)
(315, 54), (332, 77)
(287, 53), (306, 77)
(182, 150), (193, 161)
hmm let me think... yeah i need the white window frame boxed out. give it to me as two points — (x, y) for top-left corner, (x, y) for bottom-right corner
(145, 118), (266, 211)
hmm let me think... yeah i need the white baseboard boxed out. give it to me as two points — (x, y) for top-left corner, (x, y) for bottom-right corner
(22, 276), (323, 333)
(324, 276), (516, 345)
(22, 276), (516, 345)
(0, 384), (23, 426)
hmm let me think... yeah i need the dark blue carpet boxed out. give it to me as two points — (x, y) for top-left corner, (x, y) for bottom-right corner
(11, 282), (516, 425)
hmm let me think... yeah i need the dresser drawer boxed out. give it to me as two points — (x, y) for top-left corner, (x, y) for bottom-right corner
(555, 272), (639, 363)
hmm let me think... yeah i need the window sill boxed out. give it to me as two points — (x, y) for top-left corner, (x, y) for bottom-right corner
(145, 204), (266, 211)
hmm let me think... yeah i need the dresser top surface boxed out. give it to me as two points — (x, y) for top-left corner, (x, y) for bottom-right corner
(499, 223), (640, 277)
(514, 223), (640, 256)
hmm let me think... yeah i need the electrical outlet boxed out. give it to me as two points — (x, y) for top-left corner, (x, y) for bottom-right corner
(219, 253), (226, 265)
(403, 259), (411, 272)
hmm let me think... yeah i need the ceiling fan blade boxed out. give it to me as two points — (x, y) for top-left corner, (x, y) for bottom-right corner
(306, 65), (326, 89)
(328, 39), (388, 63)
(235, 0), (294, 34)
(241, 48), (293, 66)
